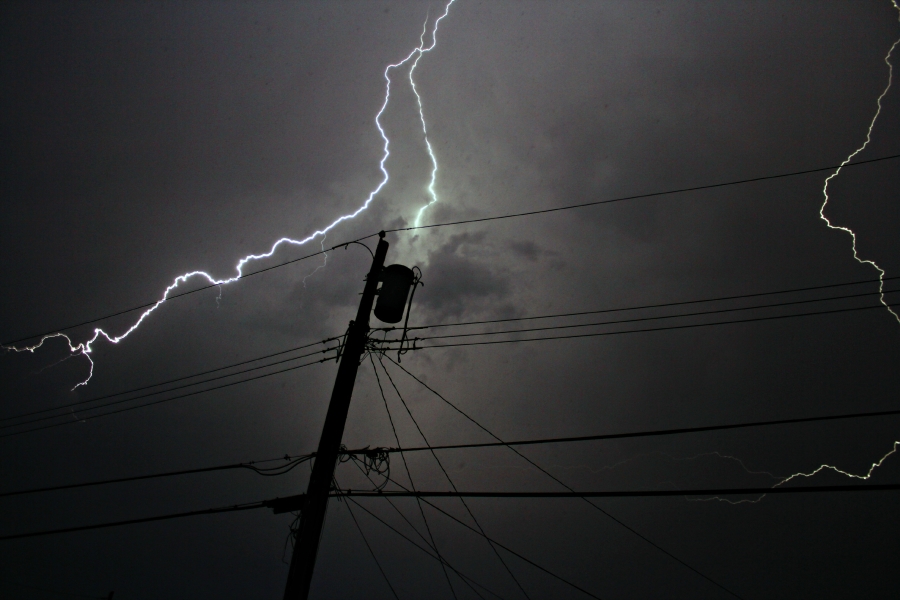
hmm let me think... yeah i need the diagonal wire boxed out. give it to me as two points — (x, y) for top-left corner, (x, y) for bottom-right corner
(1, 337), (341, 423)
(1, 346), (338, 431)
(368, 354), (459, 600)
(348, 457), (491, 600)
(346, 496), (509, 600)
(385, 288), (898, 342)
(375, 354), (532, 600)
(341, 478), (401, 600)
(374, 275), (900, 333)
(382, 355), (744, 600)
(387, 152), (900, 233)
(366, 472), (603, 600)
(0, 357), (331, 439)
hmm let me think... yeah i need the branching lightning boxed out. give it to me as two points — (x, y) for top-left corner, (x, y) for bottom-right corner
(4, 1), (457, 388)
(693, 440), (900, 504)
(819, 0), (900, 325)
(410, 2), (456, 228)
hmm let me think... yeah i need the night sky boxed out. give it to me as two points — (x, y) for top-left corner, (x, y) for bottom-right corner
(2, 2), (899, 598)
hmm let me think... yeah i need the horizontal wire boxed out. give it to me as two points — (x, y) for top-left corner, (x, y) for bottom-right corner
(1, 345), (339, 430)
(363, 470), (605, 599)
(6, 154), (898, 347)
(1, 234), (377, 346)
(379, 288), (898, 344)
(0, 455), (313, 498)
(374, 407), (900, 454)
(345, 497), (510, 600)
(336, 484), (900, 499)
(11, 405), (897, 497)
(0, 501), (267, 541)
(1, 338), (341, 423)
(0, 579), (106, 599)
(377, 304), (889, 350)
(0, 357), (331, 439)
(387, 153), (900, 233)
(6, 482), (894, 543)
(374, 276), (900, 332)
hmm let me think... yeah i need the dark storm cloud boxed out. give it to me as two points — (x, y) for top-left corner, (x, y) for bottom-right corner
(417, 231), (513, 319)
(2, 2), (900, 599)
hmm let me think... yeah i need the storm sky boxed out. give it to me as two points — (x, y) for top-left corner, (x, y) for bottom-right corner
(2, 1), (899, 598)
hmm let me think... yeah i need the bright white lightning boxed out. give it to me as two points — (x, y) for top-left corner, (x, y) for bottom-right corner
(819, 0), (900, 325)
(689, 441), (900, 505)
(4, 1), (457, 388)
(409, 1), (456, 228)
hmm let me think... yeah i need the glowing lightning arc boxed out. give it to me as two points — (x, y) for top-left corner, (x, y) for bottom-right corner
(819, 0), (900, 324)
(688, 441), (900, 505)
(4, 1), (457, 388)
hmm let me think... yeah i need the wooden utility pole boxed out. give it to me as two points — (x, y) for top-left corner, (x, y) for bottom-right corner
(283, 231), (389, 600)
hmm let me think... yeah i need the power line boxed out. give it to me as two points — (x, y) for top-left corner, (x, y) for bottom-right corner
(341, 484), (401, 600)
(380, 289), (897, 344)
(378, 304), (890, 351)
(375, 276), (900, 332)
(1, 234), (376, 347)
(0, 501), (267, 541)
(335, 484), (900, 499)
(377, 408), (900, 454)
(345, 497), (510, 600)
(0, 579), (107, 599)
(8, 405), (897, 498)
(14, 274), (893, 427)
(0, 357), (331, 439)
(1, 337), (340, 423)
(4, 483), (895, 542)
(381, 356), (743, 600)
(350, 494), (600, 600)
(348, 457), (498, 600)
(1, 346), (339, 430)
(368, 353), (459, 599)
(1, 454), (313, 499)
(7, 153), (898, 347)
(373, 355), (532, 600)
(387, 153), (900, 233)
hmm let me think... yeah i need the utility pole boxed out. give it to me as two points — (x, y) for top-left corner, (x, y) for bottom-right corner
(283, 231), (390, 600)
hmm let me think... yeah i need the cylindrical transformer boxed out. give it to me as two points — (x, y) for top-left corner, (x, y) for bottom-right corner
(374, 264), (415, 324)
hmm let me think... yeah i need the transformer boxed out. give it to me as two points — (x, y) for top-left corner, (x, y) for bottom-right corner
(373, 264), (415, 324)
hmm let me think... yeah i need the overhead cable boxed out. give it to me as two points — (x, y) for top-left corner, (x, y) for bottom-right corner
(335, 484), (900, 499)
(1, 454), (314, 499)
(378, 289), (898, 345)
(387, 153), (900, 232)
(345, 497), (510, 600)
(1, 345), (339, 430)
(374, 355), (532, 600)
(10, 406), (896, 497)
(0, 501), (267, 541)
(3, 483), (895, 542)
(376, 304), (890, 351)
(0, 357), (330, 439)
(349, 494), (598, 600)
(376, 407), (900, 454)
(1, 336), (340, 423)
(2, 235), (378, 346)
(374, 276), (900, 332)
(382, 356), (745, 600)
(7, 154), (897, 346)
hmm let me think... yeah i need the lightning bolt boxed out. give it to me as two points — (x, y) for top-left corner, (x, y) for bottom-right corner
(5, 1), (457, 388)
(685, 441), (900, 505)
(410, 2), (456, 228)
(819, 0), (900, 325)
